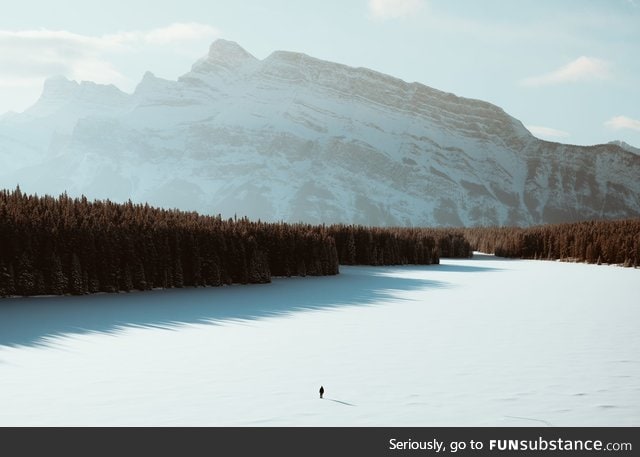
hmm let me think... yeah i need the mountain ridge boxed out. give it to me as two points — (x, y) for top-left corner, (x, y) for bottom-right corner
(1, 39), (638, 226)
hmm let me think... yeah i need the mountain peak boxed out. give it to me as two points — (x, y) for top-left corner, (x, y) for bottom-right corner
(25, 76), (128, 118)
(134, 71), (163, 93)
(181, 39), (258, 84)
(609, 140), (640, 155)
(207, 39), (256, 63)
(40, 75), (79, 99)
(40, 76), (126, 101)
(142, 70), (157, 81)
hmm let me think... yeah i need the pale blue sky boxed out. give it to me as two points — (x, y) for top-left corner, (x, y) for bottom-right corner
(1, 0), (639, 146)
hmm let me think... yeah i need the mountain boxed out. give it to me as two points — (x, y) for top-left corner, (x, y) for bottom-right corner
(1, 39), (639, 226)
(609, 140), (640, 156)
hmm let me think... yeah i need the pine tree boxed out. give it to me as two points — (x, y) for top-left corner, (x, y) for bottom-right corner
(50, 254), (67, 295)
(70, 253), (84, 295)
(0, 261), (15, 297)
(17, 252), (36, 296)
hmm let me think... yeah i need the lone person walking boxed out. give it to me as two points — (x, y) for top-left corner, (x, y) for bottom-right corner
(319, 386), (324, 399)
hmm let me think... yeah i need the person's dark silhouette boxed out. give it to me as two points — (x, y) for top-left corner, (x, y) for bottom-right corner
(319, 386), (324, 399)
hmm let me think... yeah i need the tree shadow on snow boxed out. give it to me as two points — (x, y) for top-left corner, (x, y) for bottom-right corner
(371, 260), (503, 274)
(0, 265), (450, 348)
(429, 263), (503, 273)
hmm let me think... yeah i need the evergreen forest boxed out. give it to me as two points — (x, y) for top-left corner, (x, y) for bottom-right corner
(0, 188), (469, 297)
(464, 219), (640, 267)
(1, 187), (635, 298)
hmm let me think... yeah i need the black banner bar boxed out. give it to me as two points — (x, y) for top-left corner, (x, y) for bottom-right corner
(1, 427), (637, 457)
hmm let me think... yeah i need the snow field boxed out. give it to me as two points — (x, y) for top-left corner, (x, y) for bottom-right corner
(0, 255), (638, 426)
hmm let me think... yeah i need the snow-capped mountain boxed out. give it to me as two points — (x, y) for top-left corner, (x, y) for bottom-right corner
(1, 39), (639, 226)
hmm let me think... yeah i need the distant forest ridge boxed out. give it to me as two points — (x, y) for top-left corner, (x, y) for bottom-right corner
(0, 188), (470, 297)
(464, 219), (640, 267)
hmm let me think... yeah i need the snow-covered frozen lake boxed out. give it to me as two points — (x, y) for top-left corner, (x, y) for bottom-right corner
(0, 255), (638, 426)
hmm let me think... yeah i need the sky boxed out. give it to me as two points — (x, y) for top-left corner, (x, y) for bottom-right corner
(1, 0), (639, 147)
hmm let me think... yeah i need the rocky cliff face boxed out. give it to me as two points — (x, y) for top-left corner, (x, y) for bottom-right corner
(1, 39), (639, 226)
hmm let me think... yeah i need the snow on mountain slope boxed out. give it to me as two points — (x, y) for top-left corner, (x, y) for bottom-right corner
(1, 39), (639, 226)
(0, 76), (130, 173)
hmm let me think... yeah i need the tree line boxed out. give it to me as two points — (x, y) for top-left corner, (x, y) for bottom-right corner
(329, 225), (471, 265)
(463, 219), (640, 266)
(0, 188), (469, 297)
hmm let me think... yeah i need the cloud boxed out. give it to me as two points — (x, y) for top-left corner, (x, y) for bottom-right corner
(0, 76), (44, 88)
(106, 23), (219, 46)
(526, 125), (571, 139)
(520, 56), (611, 87)
(369, 0), (425, 20)
(604, 115), (640, 132)
(0, 23), (219, 90)
(0, 29), (123, 88)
